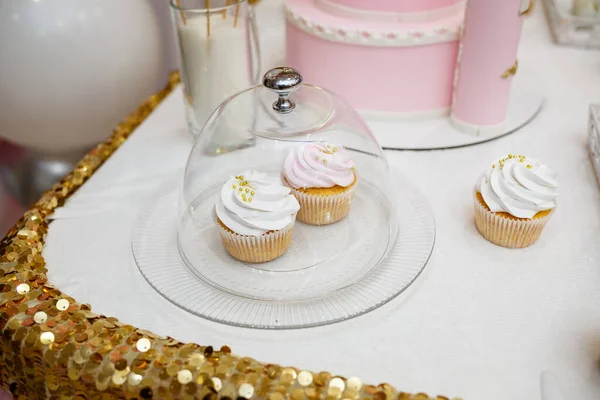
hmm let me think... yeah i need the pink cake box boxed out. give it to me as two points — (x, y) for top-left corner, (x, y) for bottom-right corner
(285, 0), (465, 116)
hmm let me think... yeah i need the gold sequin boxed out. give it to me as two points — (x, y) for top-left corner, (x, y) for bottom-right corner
(177, 369), (193, 384)
(189, 353), (205, 368)
(128, 373), (143, 386)
(329, 377), (345, 391)
(239, 382), (255, 399)
(298, 371), (313, 386)
(136, 338), (151, 352)
(111, 372), (127, 386)
(347, 377), (362, 391)
(16, 283), (30, 294)
(282, 368), (298, 380)
(115, 359), (128, 371)
(56, 299), (70, 311)
(40, 331), (55, 345)
(212, 377), (223, 392)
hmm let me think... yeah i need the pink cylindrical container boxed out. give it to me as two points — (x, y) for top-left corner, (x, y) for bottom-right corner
(451, 0), (532, 135)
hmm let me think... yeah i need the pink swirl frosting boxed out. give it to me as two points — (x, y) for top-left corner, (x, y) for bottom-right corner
(283, 143), (356, 189)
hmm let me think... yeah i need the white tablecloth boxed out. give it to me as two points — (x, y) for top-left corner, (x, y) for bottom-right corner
(43, 6), (600, 400)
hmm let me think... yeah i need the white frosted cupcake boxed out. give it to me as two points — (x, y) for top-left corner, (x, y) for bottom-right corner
(215, 170), (300, 263)
(282, 142), (357, 226)
(474, 154), (559, 248)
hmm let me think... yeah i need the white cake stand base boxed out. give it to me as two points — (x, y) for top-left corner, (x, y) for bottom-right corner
(362, 86), (544, 151)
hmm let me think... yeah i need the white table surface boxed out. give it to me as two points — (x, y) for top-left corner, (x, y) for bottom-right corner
(43, 5), (600, 400)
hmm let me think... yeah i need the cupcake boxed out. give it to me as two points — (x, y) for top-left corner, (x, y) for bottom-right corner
(283, 142), (357, 226)
(215, 170), (300, 263)
(474, 154), (559, 248)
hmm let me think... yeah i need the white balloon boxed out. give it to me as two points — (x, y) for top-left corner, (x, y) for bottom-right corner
(0, 0), (162, 154)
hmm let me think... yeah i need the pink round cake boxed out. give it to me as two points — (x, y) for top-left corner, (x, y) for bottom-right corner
(285, 0), (465, 115)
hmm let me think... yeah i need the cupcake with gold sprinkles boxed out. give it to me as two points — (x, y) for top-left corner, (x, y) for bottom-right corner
(474, 154), (559, 248)
(215, 170), (300, 263)
(283, 142), (357, 226)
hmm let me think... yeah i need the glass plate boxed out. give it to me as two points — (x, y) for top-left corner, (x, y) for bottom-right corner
(131, 169), (435, 329)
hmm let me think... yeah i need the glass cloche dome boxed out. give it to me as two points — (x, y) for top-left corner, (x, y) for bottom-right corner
(154, 67), (435, 328)
(131, 67), (435, 328)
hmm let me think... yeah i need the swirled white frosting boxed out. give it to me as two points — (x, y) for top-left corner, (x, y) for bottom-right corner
(283, 143), (355, 189)
(476, 155), (559, 219)
(215, 170), (300, 236)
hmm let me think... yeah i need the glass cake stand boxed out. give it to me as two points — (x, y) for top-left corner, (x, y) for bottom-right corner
(131, 169), (434, 329)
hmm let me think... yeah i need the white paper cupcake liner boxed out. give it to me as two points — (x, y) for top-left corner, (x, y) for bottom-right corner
(217, 219), (295, 263)
(290, 184), (356, 226)
(474, 193), (554, 249)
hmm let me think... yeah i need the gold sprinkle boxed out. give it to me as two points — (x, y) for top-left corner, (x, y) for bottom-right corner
(245, 188), (249, 193)
(251, 191), (255, 195)
(492, 164), (496, 169)
(232, 185), (236, 189)
(527, 165), (533, 169)
(238, 188), (243, 192)
(248, 198), (253, 203)
(322, 159), (327, 164)
(351, 166), (356, 171)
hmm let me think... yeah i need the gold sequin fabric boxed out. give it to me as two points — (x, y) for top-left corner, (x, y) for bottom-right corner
(0, 72), (459, 400)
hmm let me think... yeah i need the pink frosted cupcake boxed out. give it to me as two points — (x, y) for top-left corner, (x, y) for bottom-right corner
(282, 142), (357, 226)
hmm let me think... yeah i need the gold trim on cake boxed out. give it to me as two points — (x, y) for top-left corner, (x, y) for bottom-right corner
(501, 59), (519, 79)
(519, 0), (535, 16)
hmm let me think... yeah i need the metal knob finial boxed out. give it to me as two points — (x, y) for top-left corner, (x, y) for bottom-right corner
(262, 67), (303, 114)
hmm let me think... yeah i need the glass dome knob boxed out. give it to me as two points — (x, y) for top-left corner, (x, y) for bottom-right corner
(262, 67), (303, 114)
